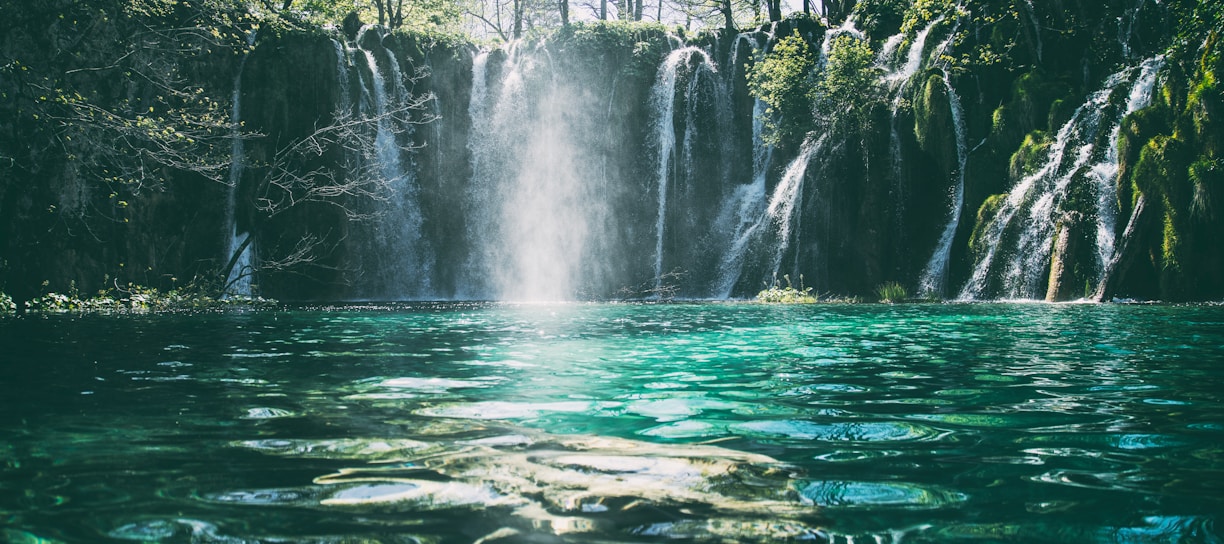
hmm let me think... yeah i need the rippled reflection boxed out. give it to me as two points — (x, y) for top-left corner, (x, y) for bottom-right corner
(1, 303), (1222, 542)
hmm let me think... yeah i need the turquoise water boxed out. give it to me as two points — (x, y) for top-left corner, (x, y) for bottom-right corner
(1, 302), (1222, 542)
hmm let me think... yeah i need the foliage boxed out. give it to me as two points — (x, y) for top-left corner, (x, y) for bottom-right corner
(747, 30), (816, 147)
(875, 281), (908, 303)
(816, 33), (884, 134)
(900, 0), (957, 35)
(757, 274), (817, 303)
(0, 292), (14, 314)
(852, 0), (906, 41)
(0, 0), (256, 229)
(22, 281), (275, 313)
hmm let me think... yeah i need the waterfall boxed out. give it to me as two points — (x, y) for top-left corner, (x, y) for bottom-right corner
(881, 18), (944, 264)
(958, 55), (1165, 300)
(766, 136), (822, 280)
(883, 18), (940, 85)
(917, 70), (967, 296)
(333, 39), (351, 110)
(1020, 0), (1043, 62)
(713, 97), (772, 298)
(649, 46), (715, 295)
(349, 31), (432, 300)
(1094, 56), (1164, 279)
(1118, 0), (1148, 59)
(223, 30), (257, 298)
(464, 42), (626, 300)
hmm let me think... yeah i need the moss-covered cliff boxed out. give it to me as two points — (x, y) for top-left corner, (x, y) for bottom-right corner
(1, 1), (1220, 303)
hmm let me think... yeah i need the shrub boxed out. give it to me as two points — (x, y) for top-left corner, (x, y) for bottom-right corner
(757, 274), (818, 303)
(747, 30), (817, 146)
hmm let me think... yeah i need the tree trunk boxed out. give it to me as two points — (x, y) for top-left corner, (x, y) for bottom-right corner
(559, 0), (570, 25)
(601, 0), (607, 20)
(388, 0), (403, 28)
(721, 0), (736, 31)
(767, 0), (781, 22)
(375, 0), (386, 25)
(634, 0), (643, 21)
(513, 0), (523, 39)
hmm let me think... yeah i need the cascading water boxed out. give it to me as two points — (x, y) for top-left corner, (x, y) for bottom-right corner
(649, 46), (717, 295)
(465, 41), (630, 301)
(765, 136), (822, 280)
(1093, 56), (1164, 280)
(958, 55), (1165, 300)
(1020, 0), (1043, 62)
(819, 17), (864, 69)
(880, 18), (943, 278)
(917, 69), (968, 296)
(712, 97), (772, 297)
(223, 30), (257, 298)
(348, 28), (433, 299)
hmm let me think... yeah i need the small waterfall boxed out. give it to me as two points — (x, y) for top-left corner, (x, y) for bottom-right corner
(1118, 0), (1148, 59)
(462, 51), (496, 299)
(882, 18), (943, 253)
(917, 70), (968, 296)
(332, 39), (351, 110)
(1020, 0), (1043, 62)
(882, 18), (940, 85)
(766, 136), (822, 280)
(223, 30), (257, 298)
(350, 31), (432, 299)
(713, 97), (772, 297)
(1094, 56), (1164, 279)
(958, 56), (1164, 300)
(649, 46), (715, 294)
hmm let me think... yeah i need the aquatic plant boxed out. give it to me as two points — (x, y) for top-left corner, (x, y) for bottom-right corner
(757, 274), (818, 303)
(875, 281), (908, 303)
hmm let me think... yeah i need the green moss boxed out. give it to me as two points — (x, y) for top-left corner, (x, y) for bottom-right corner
(1047, 98), (1075, 132)
(1131, 134), (1192, 208)
(1162, 203), (1182, 271)
(913, 72), (956, 169)
(1189, 158), (1224, 220)
(1008, 130), (1051, 180)
(969, 193), (1007, 258)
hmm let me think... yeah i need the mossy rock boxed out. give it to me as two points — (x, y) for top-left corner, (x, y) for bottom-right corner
(1047, 97), (1076, 133)
(913, 71), (956, 173)
(1132, 134), (1192, 208)
(969, 193), (1007, 258)
(1008, 130), (1052, 181)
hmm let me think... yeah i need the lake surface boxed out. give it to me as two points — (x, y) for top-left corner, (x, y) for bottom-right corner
(1, 302), (1222, 542)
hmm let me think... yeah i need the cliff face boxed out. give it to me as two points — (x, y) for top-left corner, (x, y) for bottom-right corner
(1, 1), (1219, 302)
